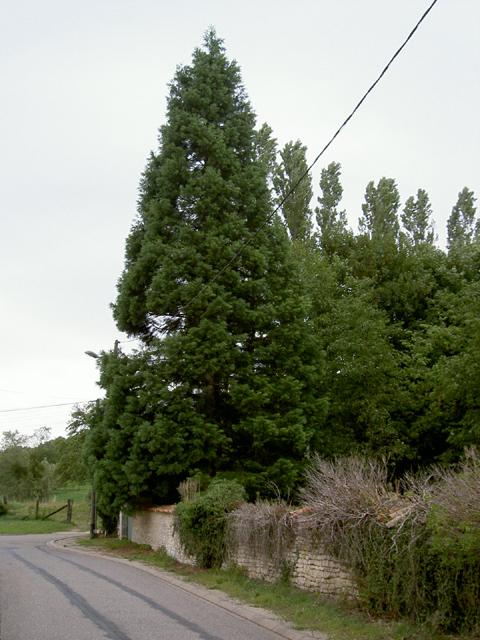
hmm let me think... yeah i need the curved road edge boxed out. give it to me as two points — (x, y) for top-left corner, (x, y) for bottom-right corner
(48, 536), (327, 640)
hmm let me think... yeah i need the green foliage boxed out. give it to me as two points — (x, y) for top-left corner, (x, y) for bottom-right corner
(53, 432), (89, 486)
(0, 425), (91, 503)
(412, 275), (480, 462)
(81, 30), (479, 519)
(86, 30), (323, 515)
(401, 188), (436, 248)
(253, 122), (277, 187)
(359, 177), (400, 240)
(447, 186), (477, 250)
(273, 139), (313, 242)
(0, 429), (57, 501)
(174, 478), (246, 567)
(318, 280), (407, 459)
(0, 503), (8, 516)
(315, 161), (352, 258)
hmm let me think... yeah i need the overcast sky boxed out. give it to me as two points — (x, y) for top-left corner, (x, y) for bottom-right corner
(1, 0), (479, 441)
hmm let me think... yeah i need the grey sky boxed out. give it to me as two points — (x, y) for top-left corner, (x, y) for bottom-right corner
(1, 0), (479, 440)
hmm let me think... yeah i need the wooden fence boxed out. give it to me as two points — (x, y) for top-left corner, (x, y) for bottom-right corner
(39, 499), (73, 522)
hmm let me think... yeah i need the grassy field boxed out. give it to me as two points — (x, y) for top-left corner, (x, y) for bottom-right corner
(0, 485), (91, 535)
(78, 538), (462, 640)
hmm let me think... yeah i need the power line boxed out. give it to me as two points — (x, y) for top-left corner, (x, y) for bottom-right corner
(1, 421), (71, 431)
(0, 388), (86, 401)
(0, 400), (96, 414)
(2, 408), (79, 424)
(182, 0), (439, 312)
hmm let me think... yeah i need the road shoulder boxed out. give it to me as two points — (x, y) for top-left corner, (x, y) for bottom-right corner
(49, 535), (327, 640)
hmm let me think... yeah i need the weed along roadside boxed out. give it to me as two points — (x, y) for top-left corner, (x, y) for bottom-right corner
(116, 460), (480, 638)
(73, 455), (480, 640)
(3, 466), (478, 639)
(70, 536), (454, 640)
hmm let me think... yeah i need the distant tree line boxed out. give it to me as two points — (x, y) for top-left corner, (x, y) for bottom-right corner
(0, 419), (89, 502)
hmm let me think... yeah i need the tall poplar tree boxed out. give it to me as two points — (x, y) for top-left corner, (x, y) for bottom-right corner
(254, 122), (277, 190)
(358, 177), (400, 239)
(88, 30), (321, 507)
(447, 187), (477, 250)
(401, 188), (436, 248)
(315, 161), (352, 258)
(273, 140), (313, 242)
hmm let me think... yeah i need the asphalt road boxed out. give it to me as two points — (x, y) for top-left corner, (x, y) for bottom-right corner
(0, 533), (320, 640)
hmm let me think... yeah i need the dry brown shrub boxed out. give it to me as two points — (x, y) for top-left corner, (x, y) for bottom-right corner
(226, 452), (480, 630)
(227, 500), (295, 568)
(298, 454), (410, 540)
(431, 447), (480, 531)
(400, 447), (480, 534)
(178, 477), (200, 502)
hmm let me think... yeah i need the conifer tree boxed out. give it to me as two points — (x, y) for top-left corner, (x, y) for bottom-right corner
(89, 30), (321, 506)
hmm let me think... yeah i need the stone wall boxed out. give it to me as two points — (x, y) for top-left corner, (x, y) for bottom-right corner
(231, 531), (354, 596)
(131, 506), (194, 565)
(130, 507), (355, 597)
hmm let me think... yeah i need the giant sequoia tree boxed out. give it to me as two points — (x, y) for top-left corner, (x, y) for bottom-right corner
(87, 31), (321, 511)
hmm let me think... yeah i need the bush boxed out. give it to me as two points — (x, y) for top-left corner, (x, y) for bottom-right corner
(424, 449), (480, 630)
(0, 503), (8, 517)
(174, 478), (245, 568)
(298, 452), (480, 634)
(227, 500), (295, 573)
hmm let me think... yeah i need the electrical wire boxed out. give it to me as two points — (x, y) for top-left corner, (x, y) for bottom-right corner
(181, 0), (439, 312)
(0, 401), (95, 413)
(1, 421), (72, 431)
(0, 388), (86, 401)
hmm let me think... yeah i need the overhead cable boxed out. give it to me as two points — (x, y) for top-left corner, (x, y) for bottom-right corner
(181, 0), (439, 312)
(0, 400), (96, 413)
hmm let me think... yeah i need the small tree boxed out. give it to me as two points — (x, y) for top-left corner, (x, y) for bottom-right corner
(0, 429), (57, 501)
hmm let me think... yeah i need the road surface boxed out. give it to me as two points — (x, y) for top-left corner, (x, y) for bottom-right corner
(0, 533), (319, 640)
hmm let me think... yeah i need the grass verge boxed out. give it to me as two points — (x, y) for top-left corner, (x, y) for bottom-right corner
(0, 486), (90, 535)
(77, 538), (463, 640)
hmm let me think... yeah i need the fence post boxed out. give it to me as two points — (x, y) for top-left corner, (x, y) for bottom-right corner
(90, 488), (96, 539)
(67, 499), (73, 523)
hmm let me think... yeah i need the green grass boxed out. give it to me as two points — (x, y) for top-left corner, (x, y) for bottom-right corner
(0, 486), (91, 535)
(77, 539), (462, 640)
(53, 486), (91, 505)
(0, 519), (78, 535)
